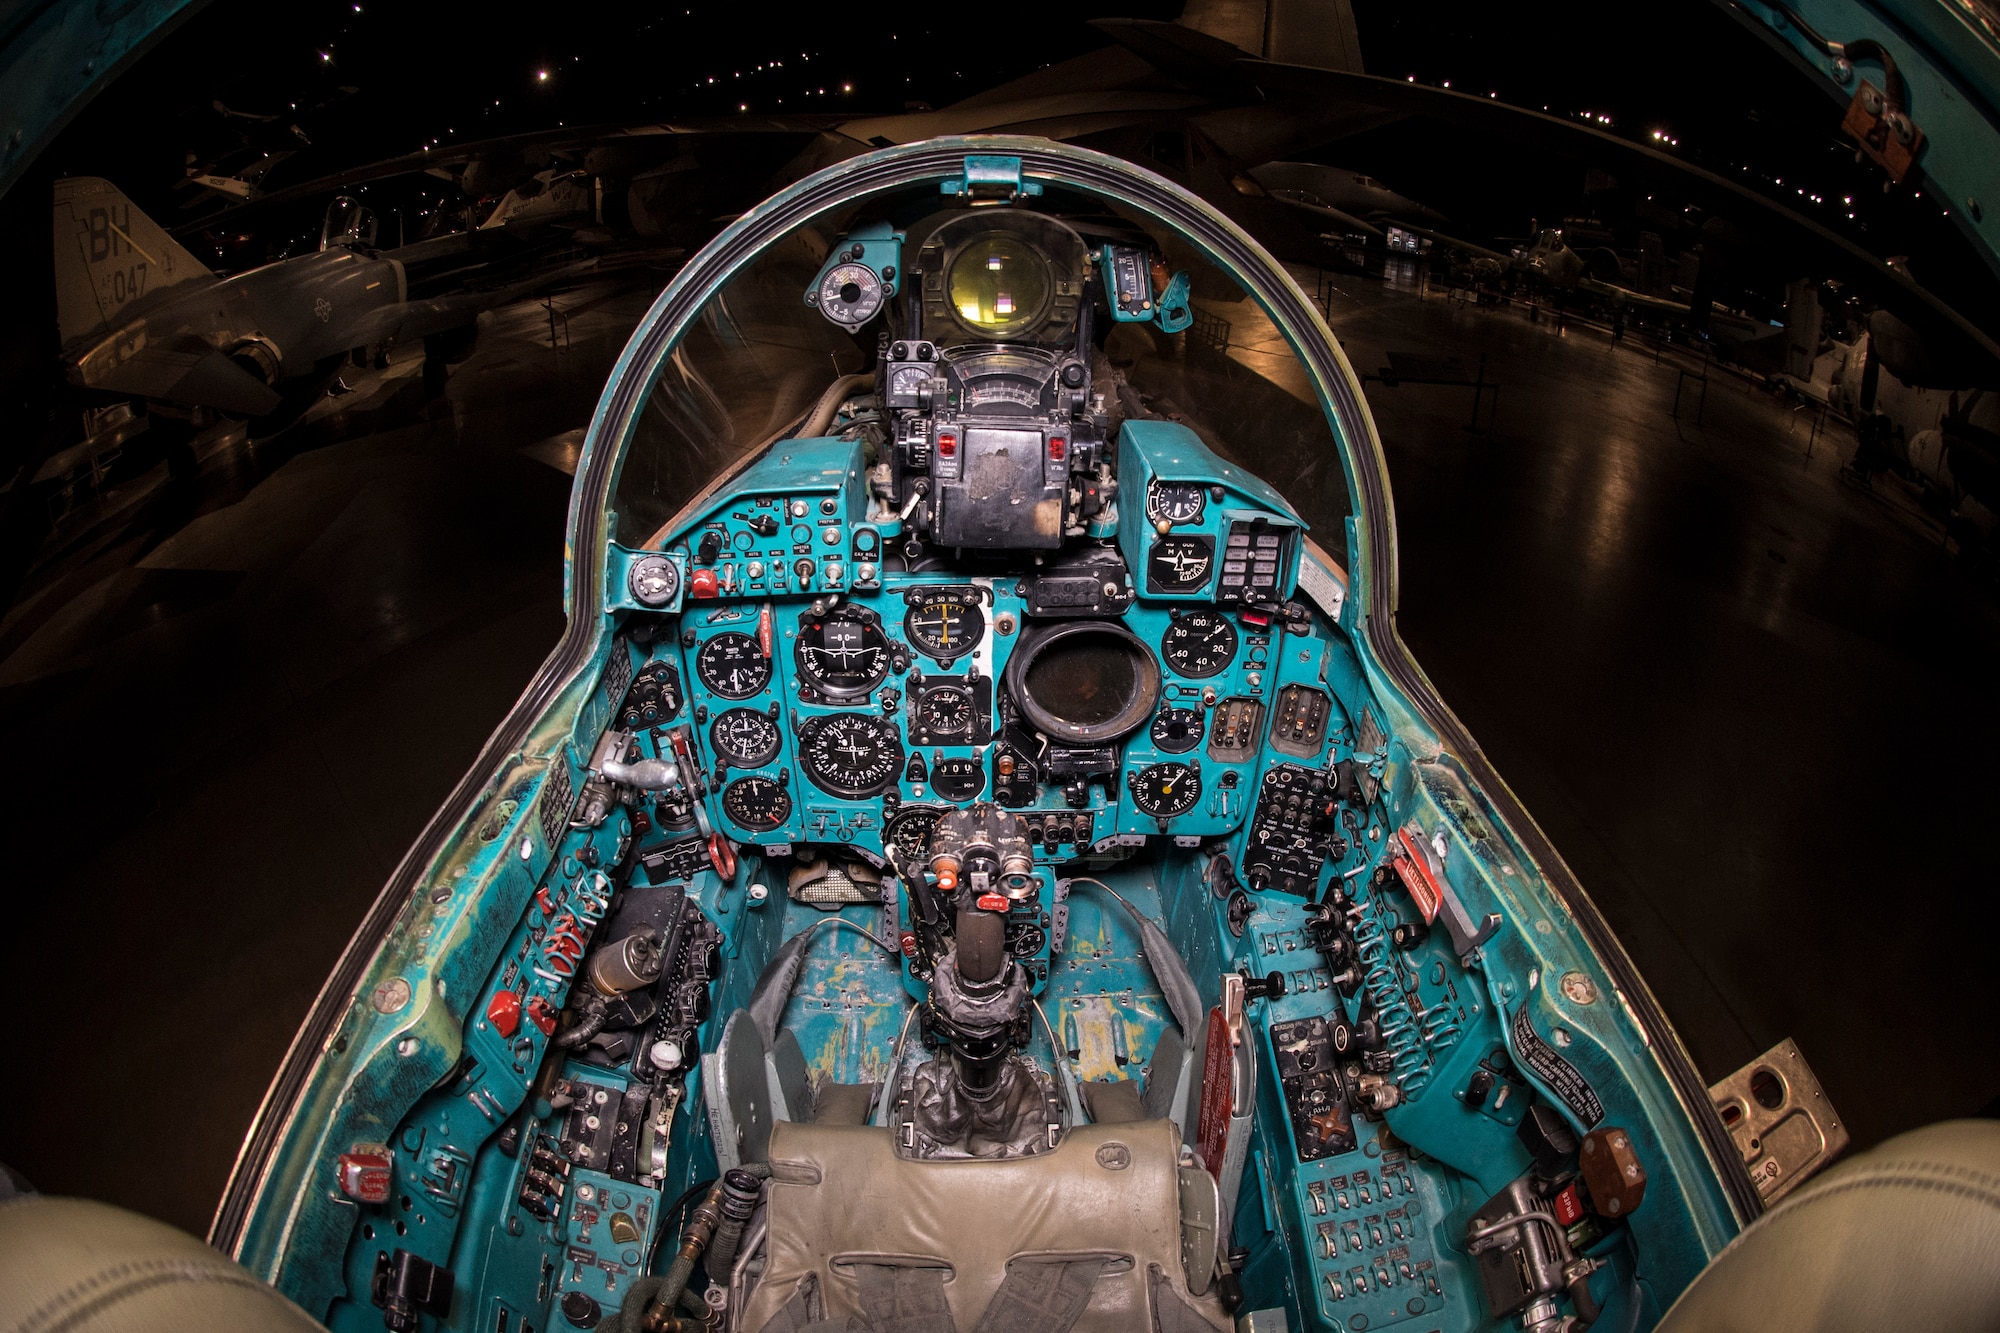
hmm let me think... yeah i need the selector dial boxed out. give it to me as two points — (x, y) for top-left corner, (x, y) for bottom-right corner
(628, 554), (681, 607)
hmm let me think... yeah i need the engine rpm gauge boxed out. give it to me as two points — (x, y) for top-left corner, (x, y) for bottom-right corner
(902, 588), (986, 663)
(1159, 610), (1238, 679)
(796, 713), (904, 799)
(695, 632), (772, 699)
(720, 775), (791, 831)
(1149, 707), (1205, 754)
(795, 611), (891, 700)
(1130, 761), (1201, 818)
(708, 708), (781, 768)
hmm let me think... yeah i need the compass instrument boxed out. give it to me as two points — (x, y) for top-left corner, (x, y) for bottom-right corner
(1147, 535), (1215, 594)
(708, 708), (782, 768)
(694, 632), (772, 699)
(796, 713), (904, 799)
(795, 609), (890, 700)
(719, 775), (791, 831)
(1159, 609), (1238, 679)
(1130, 761), (1201, 818)
(902, 587), (986, 663)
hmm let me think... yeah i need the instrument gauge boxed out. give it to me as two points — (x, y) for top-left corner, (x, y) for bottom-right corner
(695, 632), (772, 699)
(890, 365), (932, 399)
(916, 685), (975, 740)
(627, 554), (681, 607)
(1159, 610), (1238, 679)
(1147, 535), (1215, 594)
(1149, 706), (1205, 754)
(708, 708), (782, 768)
(720, 775), (791, 831)
(796, 713), (904, 799)
(816, 261), (884, 327)
(929, 757), (985, 802)
(1130, 761), (1201, 819)
(795, 611), (891, 700)
(884, 805), (943, 876)
(1147, 480), (1207, 526)
(902, 588), (986, 663)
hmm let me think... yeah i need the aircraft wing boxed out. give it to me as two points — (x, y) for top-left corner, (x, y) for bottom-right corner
(69, 334), (282, 414)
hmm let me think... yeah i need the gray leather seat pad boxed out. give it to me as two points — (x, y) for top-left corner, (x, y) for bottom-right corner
(1656, 1119), (2000, 1333)
(744, 1119), (1229, 1333)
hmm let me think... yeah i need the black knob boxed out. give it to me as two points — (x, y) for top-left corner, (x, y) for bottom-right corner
(560, 1291), (602, 1328)
(747, 513), (779, 537)
(695, 530), (723, 565)
(1240, 970), (1287, 1003)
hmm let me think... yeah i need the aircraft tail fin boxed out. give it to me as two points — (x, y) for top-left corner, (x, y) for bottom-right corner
(1177, 0), (1365, 72)
(53, 176), (215, 351)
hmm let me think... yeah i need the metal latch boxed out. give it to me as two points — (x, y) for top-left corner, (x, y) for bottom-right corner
(940, 155), (1043, 203)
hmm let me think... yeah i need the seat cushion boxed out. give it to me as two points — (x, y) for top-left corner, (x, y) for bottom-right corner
(743, 1119), (1228, 1332)
(1656, 1119), (2000, 1333)
(0, 1195), (327, 1333)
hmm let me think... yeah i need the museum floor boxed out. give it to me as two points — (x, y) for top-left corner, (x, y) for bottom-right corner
(2, 266), (1994, 1236)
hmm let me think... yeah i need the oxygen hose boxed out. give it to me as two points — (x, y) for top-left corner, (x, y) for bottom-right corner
(646, 1163), (771, 1330)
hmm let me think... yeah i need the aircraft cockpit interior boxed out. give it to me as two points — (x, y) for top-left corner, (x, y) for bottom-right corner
(213, 147), (1748, 1333)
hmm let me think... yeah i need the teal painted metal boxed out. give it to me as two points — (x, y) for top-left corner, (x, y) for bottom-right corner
(0, 0), (207, 201)
(213, 140), (1760, 1333)
(1723, 0), (2000, 276)
(939, 153), (1043, 200)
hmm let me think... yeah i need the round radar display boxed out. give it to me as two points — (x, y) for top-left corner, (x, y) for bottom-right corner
(721, 776), (791, 831)
(709, 708), (782, 768)
(946, 235), (1052, 338)
(695, 632), (772, 699)
(1130, 761), (1201, 818)
(816, 261), (884, 327)
(628, 554), (681, 607)
(796, 712), (904, 799)
(1160, 610), (1238, 679)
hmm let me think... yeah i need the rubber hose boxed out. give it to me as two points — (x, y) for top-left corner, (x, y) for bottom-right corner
(705, 1168), (764, 1273)
(801, 372), (874, 439)
(1568, 1269), (1601, 1332)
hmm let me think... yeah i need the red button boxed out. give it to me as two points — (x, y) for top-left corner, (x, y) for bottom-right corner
(337, 1147), (394, 1204)
(690, 568), (719, 599)
(937, 432), (957, 458)
(976, 893), (1010, 912)
(525, 996), (557, 1035)
(1046, 436), (1067, 462)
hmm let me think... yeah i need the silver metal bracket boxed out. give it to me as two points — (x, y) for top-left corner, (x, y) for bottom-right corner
(1708, 1037), (1849, 1204)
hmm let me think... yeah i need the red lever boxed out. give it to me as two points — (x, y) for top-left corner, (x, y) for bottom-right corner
(486, 990), (522, 1038)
